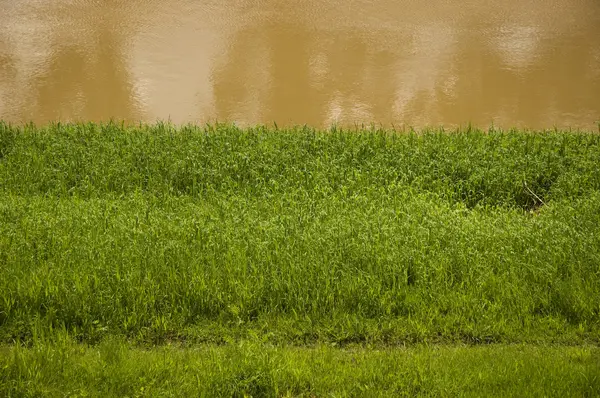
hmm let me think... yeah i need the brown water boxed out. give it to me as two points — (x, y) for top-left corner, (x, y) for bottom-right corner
(1, 0), (599, 129)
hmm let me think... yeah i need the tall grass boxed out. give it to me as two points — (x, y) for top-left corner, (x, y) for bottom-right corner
(1, 122), (598, 209)
(0, 122), (599, 345)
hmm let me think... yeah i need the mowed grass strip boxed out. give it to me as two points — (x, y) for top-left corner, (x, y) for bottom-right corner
(1, 340), (599, 397)
(0, 122), (599, 345)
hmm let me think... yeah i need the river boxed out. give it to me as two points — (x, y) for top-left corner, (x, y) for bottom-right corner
(0, 0), (599, 129)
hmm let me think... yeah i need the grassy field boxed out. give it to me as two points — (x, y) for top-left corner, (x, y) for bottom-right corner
(1, 122), (599, 395)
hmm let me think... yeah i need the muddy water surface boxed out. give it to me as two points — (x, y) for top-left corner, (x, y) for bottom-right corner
(1, 0), (599, 129)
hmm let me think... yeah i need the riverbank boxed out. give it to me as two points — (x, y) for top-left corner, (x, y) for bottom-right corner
(1, 122), (599, 395)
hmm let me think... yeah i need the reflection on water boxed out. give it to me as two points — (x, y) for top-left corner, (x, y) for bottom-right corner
(0, 0), (599, 129)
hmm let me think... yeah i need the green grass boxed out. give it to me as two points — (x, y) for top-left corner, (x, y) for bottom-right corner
(2, 339), (599, 397)
(1, 121), (599, 395)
